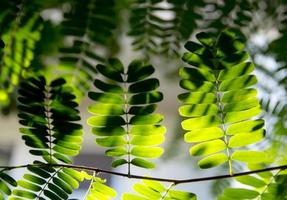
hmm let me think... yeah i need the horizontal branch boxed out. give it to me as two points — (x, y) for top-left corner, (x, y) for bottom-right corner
(0, 163), (286, 185)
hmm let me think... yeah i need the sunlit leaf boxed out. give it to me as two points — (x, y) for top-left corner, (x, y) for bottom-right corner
(124, 179), (196, 199)
(88, 59), (165, 171)
(179, 29), (265, 172)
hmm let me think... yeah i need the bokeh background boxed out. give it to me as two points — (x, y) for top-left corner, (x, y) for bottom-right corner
(0, 0), (286, 199)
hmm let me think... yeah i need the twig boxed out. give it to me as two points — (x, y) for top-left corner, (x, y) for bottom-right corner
(0, 163), (286, 185)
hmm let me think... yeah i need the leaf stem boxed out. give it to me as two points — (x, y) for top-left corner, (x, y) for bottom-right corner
(123, 73), (131, 176)
(160, 183), (175, 199)
(83, 171), (96, 200)
(214, 72), (233, 175)
(256, 169), (281, 200)
(44, 85), (53, 163)
(36, 167), (62, 200)
(0, 163), (286, 185)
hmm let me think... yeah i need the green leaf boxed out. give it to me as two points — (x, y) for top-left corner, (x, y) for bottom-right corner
(130, 125), (166, 136)
(219, 75), (257, 92)
(129, 105), (157, 115)
(131, 158), (155, 169)
(0, 172), (17, 187)
(131, 147), (164, 158)
(178, 92), (216, 104)
(221, 88), (257, 103)
(179, 67), (215, 82)
(222, 188), (259, 199)
(108, 58), (124, 73)
(88, 103), (125, 115)
(93, 79), (123, 94)
(23, 174), (45, 185)
(179, 104), (218, 117)
(88, 92), (124, 104)
(181, 115), (220, 130)
(142, 180), (165, 193)
(131, 135), (165, 146)
(128, 78), (159, 93)
(87, 116), (126, 127)
(62, 168), (84, 182)
(127, 62), (155, 82)
(91, 127), (126, 136)
(96, 136), (127, 147)
(12, 189), (37, 199)
(133, 183), (162, 199)
(106, 148), (128, 157)
(185, 127), (224, 143)
(168, 190), (197, 199)
(53, 145), (79, 156)
(182, 52), (212, 70)
(17, 180), (41, 192)
(182, 35), (206, 53)
(52, 177), (73, 194)
(229, 129), (265, 148)
(218, 62), (254, 81)
(96, 64), (124, 82)
(0, 181), (12, 195)
(223, 98), (259, 112)
(196, 32), (214, 46)
(57, 171), (79, 189)
(231, 151), (269, 163)
(224, 106), (261, 123)
(130, 114), (163, 125)
(235, 175), (266, 188)
(112, 159), (128, 168)
(198, 153), (228, 169)
(227, 119), (264, 135)
(189, 139), (226, 156)
(43, 189), (62, 200)
(180, 79), (216, 92)
(129, 91), (163, 105)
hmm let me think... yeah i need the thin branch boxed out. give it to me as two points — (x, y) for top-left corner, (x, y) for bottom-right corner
(0, 163), (287, 185)
(36, 167), (62, 200)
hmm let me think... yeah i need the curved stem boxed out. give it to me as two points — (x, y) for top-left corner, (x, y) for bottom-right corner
(0, 163), (287, 185)
(82, 171), (96, 200)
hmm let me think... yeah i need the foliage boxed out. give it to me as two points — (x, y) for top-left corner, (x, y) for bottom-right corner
(84, 173), (117, 200)
(179, 29), (266, 174)
(10, 162), (84, 200)
(88, 58), (165, 171)
(128, 0), (204, 58)
(18, 76), (83, 164)
(58, 0), (118, 99)
(0, 170), (17, 200)
(0, 0), (286, 199)
(219, 165), (287, 200)
(0, 0), (43, 108)
(123, 179), (196, 200)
